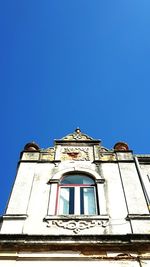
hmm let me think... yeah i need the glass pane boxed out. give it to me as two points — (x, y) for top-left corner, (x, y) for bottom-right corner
(61, 174), (94, 185)
(69, 187), (74, 214)
(80, 187), (97, 215)
(58, 187), (74, 215)
(59, 188), (69, 215)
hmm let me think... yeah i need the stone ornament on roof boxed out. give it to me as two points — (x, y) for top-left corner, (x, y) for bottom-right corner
(62, 128), (94, 141)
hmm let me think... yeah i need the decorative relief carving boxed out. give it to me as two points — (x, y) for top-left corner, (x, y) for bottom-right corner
(22, 152), (39, 161)
(61, 147), (90, 161)
(97, 147), (116, 161)
(99, 154), (116, 161)
(45, 219), (108, 234)
(40, 148), (55, 161)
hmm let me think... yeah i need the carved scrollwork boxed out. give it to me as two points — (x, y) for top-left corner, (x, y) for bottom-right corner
(46, 219), (108, 234)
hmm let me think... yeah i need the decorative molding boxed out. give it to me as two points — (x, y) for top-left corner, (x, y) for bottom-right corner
(2, 214), (28, 220)
(126, 214), (150, 220)
(95, 178), (105, 184)
(50, 167), (104, 182)
(45, 219), (108, 234)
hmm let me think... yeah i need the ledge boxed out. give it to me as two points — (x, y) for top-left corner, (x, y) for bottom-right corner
(0, 234), (150, 251)
(44, 215), (109, 220)
(2, 215), (28, 220)
(126, 214), (150, 220)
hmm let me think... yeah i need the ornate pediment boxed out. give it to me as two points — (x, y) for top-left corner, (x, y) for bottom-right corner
(62, 128), (95, 141)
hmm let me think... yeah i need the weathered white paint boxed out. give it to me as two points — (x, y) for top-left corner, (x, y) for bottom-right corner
(1, 132), (150, 266)
(6, 162), (36, 215)
(118, 162), (149, 214)
(1, 136), (150, 236)
(97, 183), (107, 215)
(48, 183), (58, 215)
(0, 259), (144, 267)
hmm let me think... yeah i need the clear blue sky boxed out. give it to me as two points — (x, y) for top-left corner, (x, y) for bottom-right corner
(0, 0), (150, 215)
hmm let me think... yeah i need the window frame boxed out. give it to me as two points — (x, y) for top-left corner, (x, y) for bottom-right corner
(47, 168), (107, 217)
(55, 173), (99, 216)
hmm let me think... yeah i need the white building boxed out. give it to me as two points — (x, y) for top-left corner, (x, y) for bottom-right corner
(0, 128), (150, 266)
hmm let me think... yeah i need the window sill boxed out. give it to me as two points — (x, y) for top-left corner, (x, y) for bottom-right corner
(44, 215), (109, 220)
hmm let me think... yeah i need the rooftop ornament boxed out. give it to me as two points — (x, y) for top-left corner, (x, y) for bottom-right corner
(24, 142), (40, 151)
(114, 142), (129, 151)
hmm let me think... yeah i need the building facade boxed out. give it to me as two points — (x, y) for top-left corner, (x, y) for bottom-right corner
(0, 129), (150, 266)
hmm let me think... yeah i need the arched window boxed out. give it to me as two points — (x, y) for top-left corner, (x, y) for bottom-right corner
(57, 173), (98, 215)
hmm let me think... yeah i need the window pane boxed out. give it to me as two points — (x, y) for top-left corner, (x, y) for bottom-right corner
(61, 174), (94, 185)
(69, 187), (74, 214)
(80, 187), (97, 215)
(59, 188), (69, 215)
(58, 187), (74, 215)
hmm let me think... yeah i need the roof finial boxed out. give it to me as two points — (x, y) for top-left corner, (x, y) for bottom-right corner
(75, 127), (81, 134)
